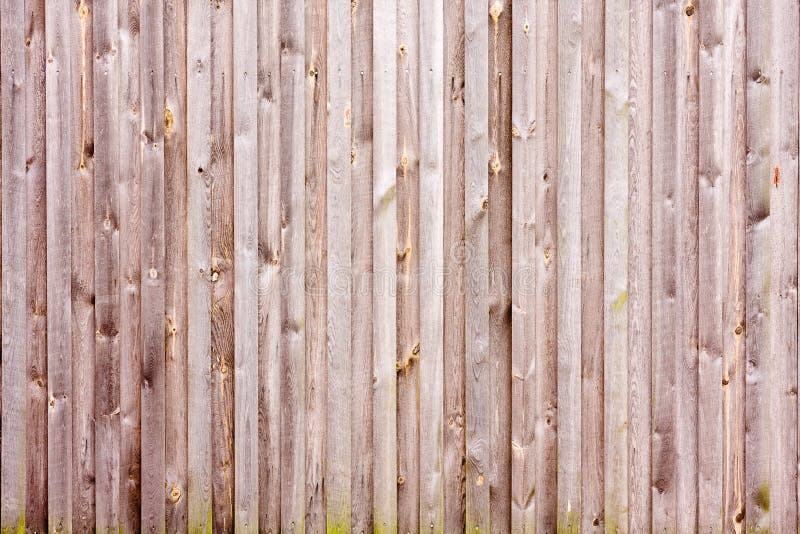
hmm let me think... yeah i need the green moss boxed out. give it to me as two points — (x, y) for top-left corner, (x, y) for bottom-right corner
(1, 514), (25, 534)
(611, 291), (628, 314)
(754, 483), (769, 512)
(557, 511), (579, 534)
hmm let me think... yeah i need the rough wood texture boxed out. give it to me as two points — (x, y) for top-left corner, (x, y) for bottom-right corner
(5, 2), (800, 532)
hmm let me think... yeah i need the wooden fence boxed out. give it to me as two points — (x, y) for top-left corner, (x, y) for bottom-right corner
(0, 0), (795, 532)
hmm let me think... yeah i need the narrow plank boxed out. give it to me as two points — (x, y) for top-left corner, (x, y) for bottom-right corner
(209, 2), (235, 530)
(279, 0), (306, 531)
(464, 0), (490, 529)
(603, 0), (629, 530)
(93, 0), (121, 530)
(627, 0), (653, 530)
(651, 1), (678, 529)
(24, 1), (49, 531)
(372, 0), (398, 530)
(117, 0), (143, 529)
(442, 0), (466, 531)
(396, 0), (420, 528)
(487, 1), (512, 530)
(721, 0), (746, 528)
(1, 1), (28, 530)
(257, 0), (281, 530)
(45, 0), (75, 530)
(419, 0), (444, 530)
(350, 0), (373, 530)
(304, 0), (328, 527)
(326, 0), (352, 529)
(676, 5), (699, 532)
(533, 1), (558, 530)
(698, 1), (725, 531)
(510, 0), (535, 531)
(187, 0), (213, 531)
(140, 0), (166, 531)
(164, 0), (188, 531)
(233, 0), (259, 530)
(71, 1), (97, 530)
(556, 0), (581, 531)
(768, 0), (799, 529)
(580, 0), (604, 530)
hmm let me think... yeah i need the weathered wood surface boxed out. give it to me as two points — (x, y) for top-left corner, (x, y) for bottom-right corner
(4, 1), (800, 532)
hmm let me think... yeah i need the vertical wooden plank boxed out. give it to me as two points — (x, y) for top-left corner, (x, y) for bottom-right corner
(210, 1), (235, 530)
(326, 0), (352, 529)
(257, 0), (281, 530)
(350, 0), (373, 530)
(464, 0), (490, 530)
(304, 0), (328, 527)
(94, 0), (120, 529)
(280, 0), (307, 531)
(140, 0), (166, 531)
(233, 0), (259, 530)
(396, 0), (419, 528)
(419, 0), (444, 530)
(72, 1), (96, 530)
(769, 0), (798, 529)
(722, 0), (747, 529)
(487, 1), (512, 531)
(46, 0), (75, 529)
(533, 1), (558, 530)
(580, 0), (604, 531)
(698, 1), (724, 531)
(603, 0), (629, 530)
(651, 2), (678, 529)
(627, 0), (652, 530)
(187, 0), (213, 532)
(373, 0), (397, 530)
(556, 0), (581, 531)
(164, 0), (188, 531)
(1, 1), (27, 530)
(117, 0), (142, 530)
(510, 0), (535, 531)
(442, 0), (466, 531)
(24, 1), (48, 531)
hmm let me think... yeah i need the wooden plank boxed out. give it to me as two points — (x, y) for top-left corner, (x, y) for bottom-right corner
(350, 0), (373, 530)
(603, 0), (629, 530)
(257, 0), (281, 530)
(1, 1), (28, 530)
(45, 0), (75, 529)
(396, 0), (419, 529)
(768, 0), (798, 529)
(722, 0), (747, 529)
(580, 0), (603, 531)
(187, 0), (213, 532)
(279, 0), (306, 531)
(698, 1), (725, 531)
(651, 2), (678, 529)
(72, 1), (96, 530)
(556, 1), (581, 531)
(304, 0), (328, 527)
(326, 0), (352, 529)
(93, 0), (121, 530)
(140, 0), (166, 531)
(164, 0), (188, 532)
(487, 1), (512, 531)
(510, 0), (535, 531)
(209, 2), (235, 530)
(233, 0), (259, 530)
(533, 1), (558, 530)
(24, 1), (48, 531)
(117, 0), (143, 529)
(627, 0), (652, 530)
(419, 0), (444, 530)
(442, 0), (466, 531)
(373, 0), (398, 530)
(464, 0), (490, 530)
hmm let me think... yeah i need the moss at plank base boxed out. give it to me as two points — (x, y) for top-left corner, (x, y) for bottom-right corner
(188, 506), (213, 534)
(557, 511), (579, 534)
(0, 514), (24, 534)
